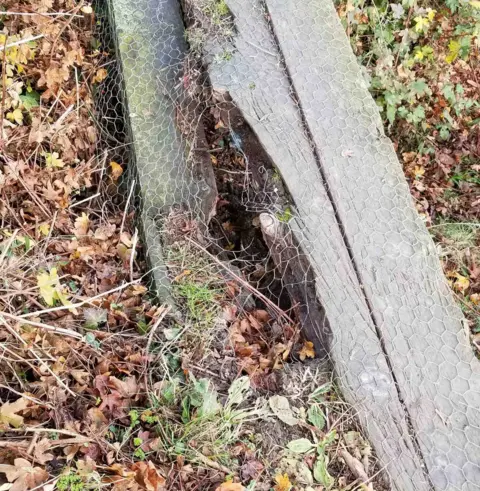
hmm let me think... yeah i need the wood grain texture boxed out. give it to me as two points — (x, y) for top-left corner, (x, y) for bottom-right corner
(205, 2), (431, 488)
(264, 0), (480, 489)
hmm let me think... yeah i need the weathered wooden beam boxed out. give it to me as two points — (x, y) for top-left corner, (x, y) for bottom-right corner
(106, 0), (216, 298)
(204, 0), (480, 489)
(265, 1), (480, 489)
(204, 2), (430, 489)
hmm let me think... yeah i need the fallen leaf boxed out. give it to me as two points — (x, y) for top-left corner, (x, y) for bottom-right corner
(454, 273), (470, 293)
(33, 438), (54, 465)
(413, 165), (425, 179)
(0, 458), (48, 491)
(274, 473), (292, 491)
(37, 267), (70, 307)
(110, 162), (123, 181)
(0, 398), (27, 428)
(74, 212), (90, 237)
(109, 376), (139, 398)
(240, 460), (264, 481)
(215, 481), (245, 491)
(298, 341), (315, 361)
(268, 395), (298, 426)
(132, 461), (166, 491)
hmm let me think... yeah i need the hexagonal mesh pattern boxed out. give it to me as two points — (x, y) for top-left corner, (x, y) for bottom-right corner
(95, 0), (480, 489)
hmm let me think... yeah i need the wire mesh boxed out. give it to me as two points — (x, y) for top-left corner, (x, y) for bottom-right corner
(95, 0), (480, 489)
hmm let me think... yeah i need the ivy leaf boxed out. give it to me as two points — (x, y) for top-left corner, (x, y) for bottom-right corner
(410, 79), (428, 97)
(42, 151), (64, 169)
(386, 104), (397, 124)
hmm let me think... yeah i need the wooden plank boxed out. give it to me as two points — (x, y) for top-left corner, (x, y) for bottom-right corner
(205, 3), (430, 489)
(107, 0), (216, 297)
(264, 0), (480, 489)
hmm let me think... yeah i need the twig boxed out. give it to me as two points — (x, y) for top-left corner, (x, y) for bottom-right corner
(17, 278), (141, 318)
(0, 11), (82, 17)
(74, 66), (80, 118)
(0, 35), (44, 52)
(120, 179), (136, 235)
(0, 383), (54, 409)
(69, 192), (100, 208)
(26, 433), (39, 455)
(339, 447), (369, 482)
(8, 427), (93, 440)
(130, 228), (138, 283)
(144, 305), (171, 402)
(0, 34), (7, 138)
(0, 229), (19, 265)
(1, 312), (83, 339)
(52, 103), (74, 131)
(194, 452), (234, 475)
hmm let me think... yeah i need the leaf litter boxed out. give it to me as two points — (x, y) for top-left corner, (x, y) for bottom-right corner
(0, 1), (388, 490)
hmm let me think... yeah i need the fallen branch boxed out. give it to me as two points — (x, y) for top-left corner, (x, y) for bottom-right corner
(0, 34), (44, 51)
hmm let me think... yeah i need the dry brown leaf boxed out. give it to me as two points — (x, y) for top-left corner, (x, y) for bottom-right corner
(109, 376), (139, 398)
(215, 482), (245, 491)
(33, 438), (54, 465)
(0, 458), (49, 491)
(298, 341), (315, 361)
(74, 212), (90, 237)
(0, 397), (27, 428)
(132, 461), (166, 491)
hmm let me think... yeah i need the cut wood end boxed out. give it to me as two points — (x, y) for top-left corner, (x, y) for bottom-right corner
(259, 212), (279, 238)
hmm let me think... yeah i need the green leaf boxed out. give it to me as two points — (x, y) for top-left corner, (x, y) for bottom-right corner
(19, 91), (40, 110)
(287, 438), (315, 454)
(227, 376), (250, 407)
(386, 103), (397, 124)
(307, 404), (326, 430)
(85, 332), (101, 349)
(446, 39), (460, 63)
(309, 382), (332, 402)
(410, 80), (428, 97)
(313, 451), (334, 487)
(442, 84), (456, 105)
(269, 395), (298, 426)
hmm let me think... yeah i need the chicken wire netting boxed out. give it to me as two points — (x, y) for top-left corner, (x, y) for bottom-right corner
(95, 0), (480, 489)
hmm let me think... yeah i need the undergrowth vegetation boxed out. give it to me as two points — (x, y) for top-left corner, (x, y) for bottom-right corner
(336, 0), (480, 349)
